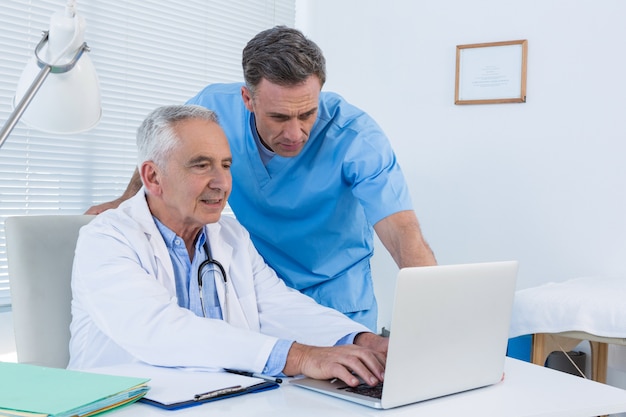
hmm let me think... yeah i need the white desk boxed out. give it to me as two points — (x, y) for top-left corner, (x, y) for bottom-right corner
(109, 358), (626, 417)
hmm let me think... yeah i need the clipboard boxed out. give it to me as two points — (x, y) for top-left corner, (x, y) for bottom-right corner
(139, 380), (278, 410)
(89, 363), (279, 411)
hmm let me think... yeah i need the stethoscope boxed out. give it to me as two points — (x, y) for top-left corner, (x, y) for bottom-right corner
(198, 241), (229, 322)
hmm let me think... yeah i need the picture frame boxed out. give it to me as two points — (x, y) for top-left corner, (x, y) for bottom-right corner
(454, 39), (528, 105)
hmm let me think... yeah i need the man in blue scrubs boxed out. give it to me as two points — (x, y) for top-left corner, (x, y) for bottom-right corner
(86, 26), (436, 331)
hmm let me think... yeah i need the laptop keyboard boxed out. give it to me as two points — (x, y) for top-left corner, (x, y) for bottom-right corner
(339, 382), (384, 399)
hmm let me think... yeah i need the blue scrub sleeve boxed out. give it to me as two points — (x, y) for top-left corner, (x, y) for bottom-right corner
(343, 131), (413, 226)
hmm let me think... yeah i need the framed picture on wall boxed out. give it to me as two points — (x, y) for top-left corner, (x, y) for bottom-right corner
(455, 39), (528, 105)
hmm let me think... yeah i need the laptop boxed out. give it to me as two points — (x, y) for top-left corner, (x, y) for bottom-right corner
(290, 261), (518, 409)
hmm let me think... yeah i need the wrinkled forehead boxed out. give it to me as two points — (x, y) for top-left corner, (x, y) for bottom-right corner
(253, 77), (321, 113)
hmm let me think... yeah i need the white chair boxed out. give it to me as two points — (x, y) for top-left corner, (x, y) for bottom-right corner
(5, 215), (94, 368)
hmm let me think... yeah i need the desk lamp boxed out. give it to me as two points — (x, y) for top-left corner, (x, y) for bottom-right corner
(0, 0), (101, 149)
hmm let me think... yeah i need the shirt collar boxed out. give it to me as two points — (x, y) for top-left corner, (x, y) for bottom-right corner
(152, 216), (206, 252)
(250, 113), (275, 165)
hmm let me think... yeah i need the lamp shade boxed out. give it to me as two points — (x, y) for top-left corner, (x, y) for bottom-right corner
(13, 9), (101, 134)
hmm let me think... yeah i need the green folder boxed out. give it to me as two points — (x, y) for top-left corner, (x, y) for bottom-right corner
(0, 362), (150, 417)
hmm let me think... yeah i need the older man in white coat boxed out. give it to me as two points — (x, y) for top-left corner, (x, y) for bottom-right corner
(68, 105), (387, 387)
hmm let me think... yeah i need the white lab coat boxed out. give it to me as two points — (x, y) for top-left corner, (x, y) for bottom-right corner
(68, 190), (369, 371)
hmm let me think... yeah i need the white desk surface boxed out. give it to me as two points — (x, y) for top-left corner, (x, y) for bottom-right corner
(110, 358), (626, 417)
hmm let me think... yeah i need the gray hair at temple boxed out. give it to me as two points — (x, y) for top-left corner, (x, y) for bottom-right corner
(136, 105), (219, 169)
(242, 26), (326, 95)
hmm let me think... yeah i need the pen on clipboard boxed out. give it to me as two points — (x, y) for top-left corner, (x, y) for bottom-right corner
(194, 385), (243, 401)
(224, 368), (283, 384)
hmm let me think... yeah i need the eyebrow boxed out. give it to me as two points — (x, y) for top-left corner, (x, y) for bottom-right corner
(267, 106), (318, 118)
(187, 155), (232, 165)
(300, 107), (318, 117)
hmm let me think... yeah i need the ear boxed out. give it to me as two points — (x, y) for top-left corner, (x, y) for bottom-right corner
(241, 85), (255, 113)
(140, 161), (163, 196)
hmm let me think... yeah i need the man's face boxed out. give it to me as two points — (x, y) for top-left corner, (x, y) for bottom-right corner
(149, 118), (232, 233)
(241, 76), (321, 157)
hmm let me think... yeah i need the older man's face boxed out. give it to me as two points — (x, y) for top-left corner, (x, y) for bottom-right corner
(155, 118), (232, 234)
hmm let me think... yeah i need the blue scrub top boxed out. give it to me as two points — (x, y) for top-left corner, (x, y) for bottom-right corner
(187, 83), (413, 328)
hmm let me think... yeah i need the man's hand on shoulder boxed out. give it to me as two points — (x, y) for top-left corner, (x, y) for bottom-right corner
(84, 197), (125, 215)
(85, 168), (142, 215)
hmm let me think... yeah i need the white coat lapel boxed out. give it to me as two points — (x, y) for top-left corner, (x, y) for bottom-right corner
(205, 223), (252, 330)
(127, 189), (177, 295)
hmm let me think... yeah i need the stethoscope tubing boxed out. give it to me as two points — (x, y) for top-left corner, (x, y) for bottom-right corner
(198, 241), (229, 321)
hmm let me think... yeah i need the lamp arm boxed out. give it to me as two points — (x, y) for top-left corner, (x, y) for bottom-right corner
(0, 64), (52, 149)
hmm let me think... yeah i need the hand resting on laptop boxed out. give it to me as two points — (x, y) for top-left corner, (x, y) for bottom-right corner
(284, 334), (388, 387)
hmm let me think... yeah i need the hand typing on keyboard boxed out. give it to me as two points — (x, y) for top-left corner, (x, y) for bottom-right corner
(282, 335), (388, 387)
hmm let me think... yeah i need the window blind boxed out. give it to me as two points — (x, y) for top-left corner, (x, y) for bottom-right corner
(0, 0), (295, 308)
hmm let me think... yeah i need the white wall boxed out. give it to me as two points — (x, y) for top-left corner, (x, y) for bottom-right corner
(295, 0), (626, 389)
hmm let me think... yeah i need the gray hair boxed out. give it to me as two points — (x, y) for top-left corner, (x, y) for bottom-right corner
(242, 26), (326, 95)
(136, 105), (219, 169)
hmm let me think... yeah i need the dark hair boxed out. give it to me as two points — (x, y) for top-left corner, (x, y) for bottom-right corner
(242, 26), (326, 94)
